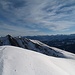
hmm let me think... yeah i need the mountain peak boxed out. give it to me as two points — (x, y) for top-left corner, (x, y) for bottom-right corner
(0, 36), (75, 58)
(6, 34), (12, 37)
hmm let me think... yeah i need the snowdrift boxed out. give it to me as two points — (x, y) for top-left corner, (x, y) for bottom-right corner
(0, 46), (75, 75)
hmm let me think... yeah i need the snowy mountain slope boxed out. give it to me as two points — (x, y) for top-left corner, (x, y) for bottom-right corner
(30, 39), (75, 59)
(0, 35), (75, 59)
(25, 35), (75, 54)
(0, 46), (75, 75)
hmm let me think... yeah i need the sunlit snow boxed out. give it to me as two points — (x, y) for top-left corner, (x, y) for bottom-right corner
(0, 46), (75, 75)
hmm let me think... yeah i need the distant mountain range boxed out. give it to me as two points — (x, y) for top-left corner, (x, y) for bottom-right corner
(25, 34), (75, 41)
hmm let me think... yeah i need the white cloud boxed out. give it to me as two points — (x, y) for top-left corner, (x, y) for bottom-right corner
(15, 0), (75, 31)
(0, 23), (39, 33)
(0, 0), (75, 35)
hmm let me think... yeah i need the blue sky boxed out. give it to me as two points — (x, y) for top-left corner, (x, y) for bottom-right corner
(0, 0), (75, 36)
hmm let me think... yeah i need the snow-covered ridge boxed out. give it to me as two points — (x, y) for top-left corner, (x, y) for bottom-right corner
(0, 35), (75, 58)
(0, 46), (75, 75)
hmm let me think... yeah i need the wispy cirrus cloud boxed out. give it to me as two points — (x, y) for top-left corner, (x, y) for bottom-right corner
(0, 0), (75, 36)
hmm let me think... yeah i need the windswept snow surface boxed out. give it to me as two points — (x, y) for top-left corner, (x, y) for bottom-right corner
(0, 46), (75, 75)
